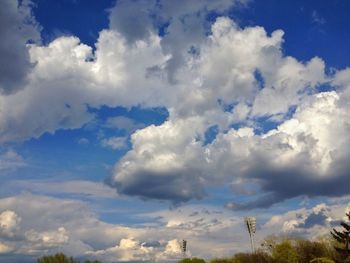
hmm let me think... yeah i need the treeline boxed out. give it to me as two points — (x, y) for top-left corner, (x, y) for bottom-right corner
(37, 252), (101, 263)
(180, 238), (342, 263)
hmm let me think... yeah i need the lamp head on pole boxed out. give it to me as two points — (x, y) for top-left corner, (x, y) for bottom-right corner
(245, 216), (256, 234)
(181, 239), (187, 256)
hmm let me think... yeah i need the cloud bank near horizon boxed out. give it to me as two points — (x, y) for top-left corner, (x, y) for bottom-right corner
(0, 193), (349, 262)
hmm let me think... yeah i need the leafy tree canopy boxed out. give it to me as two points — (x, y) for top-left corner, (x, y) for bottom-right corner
(331, 212), (350, 259)
(37, 253), (101, 263)
(179, 257), (207, 263)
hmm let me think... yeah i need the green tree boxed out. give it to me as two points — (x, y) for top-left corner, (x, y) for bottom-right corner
(37, 253), (78, 263)
(331, 212), (350, 259)
(271, 241), (298, 263)
(37, 253), (102, 263)
(179, 257), (207, 263)
(294, 239), (333, 263)
(210, 258), (236, 263)
(210, 251), (271, 263)
(310, 257), (335, 263)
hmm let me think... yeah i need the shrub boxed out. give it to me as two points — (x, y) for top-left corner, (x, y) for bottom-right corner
(37, 253), (101, 263)
(210, 251), (271, 263)
(271, 241), (299, 263)
(294, 239), (333, 263)
(310, 257), (335, 263)
(179, 257), (207, 263)
(210, 258), (236, 263)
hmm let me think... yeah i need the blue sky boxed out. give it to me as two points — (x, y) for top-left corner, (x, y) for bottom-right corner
(1, 0), (350, 262)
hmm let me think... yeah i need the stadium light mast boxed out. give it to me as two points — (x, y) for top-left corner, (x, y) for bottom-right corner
(181, 239), (187, 259)
(245, 216), (256, 253)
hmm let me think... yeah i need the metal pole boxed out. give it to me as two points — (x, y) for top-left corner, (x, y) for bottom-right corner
(245, 217), (256, 253)
(250, 231), (255, 253)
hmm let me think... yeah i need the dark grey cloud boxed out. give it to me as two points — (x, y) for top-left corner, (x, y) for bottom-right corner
(107, 168), (206, 204)
(226, 155), (350, 210)
(225, 192), (281, 211)
(0, 0), (41, 94)
(108, 0), (157, 43)
(189, 211), (199, 217)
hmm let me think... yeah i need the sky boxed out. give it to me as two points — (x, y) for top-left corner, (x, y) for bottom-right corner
(1, 0), (350, 262)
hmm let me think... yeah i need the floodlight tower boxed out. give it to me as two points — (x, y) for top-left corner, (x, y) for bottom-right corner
(245, 216), (256, 253)
(181, 239), (187, 258)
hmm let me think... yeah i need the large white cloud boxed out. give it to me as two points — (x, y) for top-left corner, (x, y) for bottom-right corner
(262, 201), (350, 239)
(106, 16), (327, 204)
(0, 210), (21, 238)
(0, 29), (169, 142)
(0, 1), (326, 146)
(105, 15), (347, 206)
(110, 85), (350, 206)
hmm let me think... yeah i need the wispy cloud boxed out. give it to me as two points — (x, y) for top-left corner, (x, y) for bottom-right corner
(312, 10), (326, 25)
(105, 116), (145, 133)
(6, 180), (118, 199)
(101, 136), (128, 150)
(0, 150), (26, 173)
